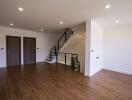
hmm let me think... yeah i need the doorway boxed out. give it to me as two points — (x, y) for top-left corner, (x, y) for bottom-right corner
(23, 37), (36, 64)
(6, 36), (21, 66)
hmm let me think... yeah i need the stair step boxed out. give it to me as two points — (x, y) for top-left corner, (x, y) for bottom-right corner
(47, 56), (54, 59)
(45, 58), (53, 61)
(50, 54), (56, 56)
(45, 59), (57, 64)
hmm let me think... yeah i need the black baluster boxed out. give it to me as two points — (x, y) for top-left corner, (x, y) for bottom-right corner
(65, 53), (67, 70)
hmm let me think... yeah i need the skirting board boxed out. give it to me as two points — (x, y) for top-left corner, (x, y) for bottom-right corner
(84, 68), (103, 77)
(0, 61), (45, 69)
(104, 68), (132, 76)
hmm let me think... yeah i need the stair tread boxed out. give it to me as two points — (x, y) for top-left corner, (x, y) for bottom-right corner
(45, 59), (53, 61)
(47, 57), (54, 59)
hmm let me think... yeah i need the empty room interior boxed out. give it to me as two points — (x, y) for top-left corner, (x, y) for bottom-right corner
(0, 0), (132, 100)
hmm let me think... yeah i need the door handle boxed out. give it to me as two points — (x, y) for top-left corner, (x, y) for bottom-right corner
(8, 50), (10, 54)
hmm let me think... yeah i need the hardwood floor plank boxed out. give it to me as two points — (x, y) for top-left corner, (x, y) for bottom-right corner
(0, 62), (132, 100)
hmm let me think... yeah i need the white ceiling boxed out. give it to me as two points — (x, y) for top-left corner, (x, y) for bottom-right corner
(0, 0), (132, 32)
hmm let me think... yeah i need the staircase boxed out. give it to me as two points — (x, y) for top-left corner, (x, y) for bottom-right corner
(45, 28), (80, 71)
(59, 33), (81, 52)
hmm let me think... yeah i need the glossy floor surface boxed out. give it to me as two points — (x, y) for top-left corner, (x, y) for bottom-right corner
(0, 62), (132, 100)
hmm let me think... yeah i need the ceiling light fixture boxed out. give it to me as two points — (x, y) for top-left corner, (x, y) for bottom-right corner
(18, 7), (24, 11)
(40, 28), (44, 32)
(59, 21), (64, 25)
(115, 20), (120, 23)
(105, 4), (111, 9)
(10, 23), (14, 26)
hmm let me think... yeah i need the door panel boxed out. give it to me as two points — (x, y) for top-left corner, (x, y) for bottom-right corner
(24, 37), (36, 64)
(6, 36), (21, 66)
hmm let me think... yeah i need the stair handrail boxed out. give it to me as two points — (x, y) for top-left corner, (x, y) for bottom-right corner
(58, 28), (73, 51)
(58, 52), (78, 55)
(48, 28), (80, 71)
(58, 28), (68, 43)
(49, 28), (73, 57)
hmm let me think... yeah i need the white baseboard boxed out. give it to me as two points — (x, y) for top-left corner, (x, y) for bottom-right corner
(84, 68), (103, 77)
(90, 68), (103, 77)
(104, 68), (132, 75)
(0, 61), (45, 69)
(0, 66), (6, 69)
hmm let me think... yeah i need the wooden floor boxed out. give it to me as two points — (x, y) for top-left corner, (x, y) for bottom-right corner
(0, 62), (132, 100)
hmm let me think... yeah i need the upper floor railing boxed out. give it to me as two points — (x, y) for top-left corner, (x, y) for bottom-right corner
(58, 52), (80, 71)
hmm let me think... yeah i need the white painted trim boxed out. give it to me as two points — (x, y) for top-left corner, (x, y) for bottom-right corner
(104, 68), (132, 75)
(84, 68), (103, 77)
(84, 73), (90, 77)
(90, 68), (103, 77)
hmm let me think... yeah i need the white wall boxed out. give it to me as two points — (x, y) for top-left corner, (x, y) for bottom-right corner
(0, 26), (57, 68)
(85, 20), (91, 76)
(104, 24), (132, 75)
(85, 20), (104, 77)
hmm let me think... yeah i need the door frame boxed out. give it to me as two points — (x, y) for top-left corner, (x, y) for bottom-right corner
(6, 36), (21, 67)
(23, 37), (36, 64)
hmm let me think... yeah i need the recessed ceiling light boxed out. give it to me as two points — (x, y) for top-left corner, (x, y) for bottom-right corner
(40, 28), (44, 32)
(18, 7), (24, 11)
(59, 21), (64, 25)
(115, 20), (120, 23)
(105, 4), (111, 9)
(10, 23), (14, 26)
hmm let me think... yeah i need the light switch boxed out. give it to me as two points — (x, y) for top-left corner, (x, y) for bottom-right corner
(1, 48), (4, 50)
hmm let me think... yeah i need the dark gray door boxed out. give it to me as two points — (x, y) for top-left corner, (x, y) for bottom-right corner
(6, 36), (21, 66)
(23, 37), (36, 64)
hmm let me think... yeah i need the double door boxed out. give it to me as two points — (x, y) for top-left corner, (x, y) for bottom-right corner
(6, 36), (36, 66)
